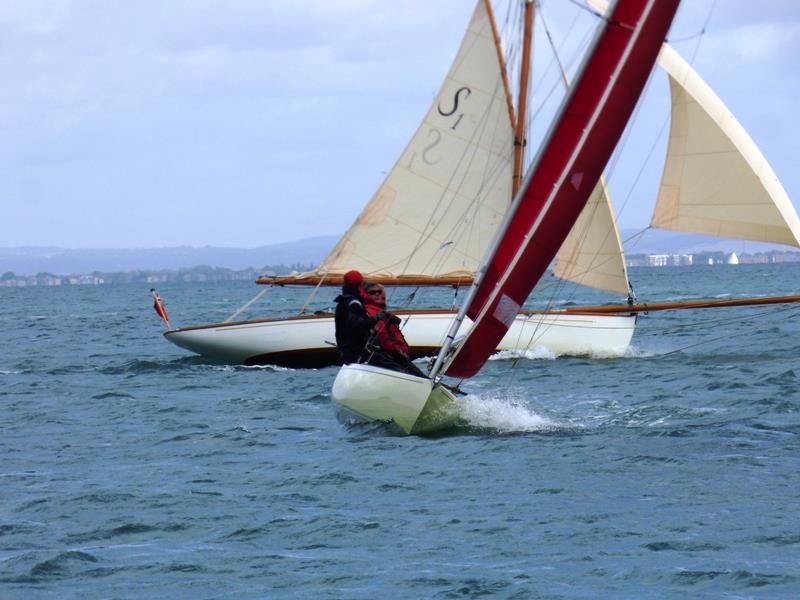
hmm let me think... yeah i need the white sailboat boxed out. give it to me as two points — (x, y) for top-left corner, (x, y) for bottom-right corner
(165, 0), (637, 367)
(332, 0), (684, 434)
(161, 0), (800, 369)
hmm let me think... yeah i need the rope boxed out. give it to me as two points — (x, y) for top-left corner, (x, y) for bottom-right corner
(654, 302), (800, 356)
(299, 273), (328, 315)
(224, 285), (272, 322)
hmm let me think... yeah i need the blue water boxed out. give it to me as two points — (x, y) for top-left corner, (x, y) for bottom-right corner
(2, 264), (800, 598)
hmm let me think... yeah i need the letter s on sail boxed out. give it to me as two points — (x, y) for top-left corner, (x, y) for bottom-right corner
(437, 87), (471, 117)
(422, 128), (441, 165)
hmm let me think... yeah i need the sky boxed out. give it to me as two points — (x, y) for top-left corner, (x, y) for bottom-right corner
(1, 0), (798, 249)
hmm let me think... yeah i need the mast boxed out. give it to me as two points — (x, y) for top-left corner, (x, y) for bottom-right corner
(512, 0), (535, 197)
(484, 0), (517, 131)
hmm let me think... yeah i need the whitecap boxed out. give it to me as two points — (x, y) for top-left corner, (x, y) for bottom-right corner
(489, 346), (557, 361)
(212, 364), (293, 372)
(457, 393), (561, 434)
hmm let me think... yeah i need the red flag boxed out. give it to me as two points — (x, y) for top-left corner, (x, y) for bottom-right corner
(151, 289), (169, 323)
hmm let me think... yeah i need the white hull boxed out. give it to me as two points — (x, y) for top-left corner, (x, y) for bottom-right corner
(164, 309), (636, 368)
(331, 363), (458, 434)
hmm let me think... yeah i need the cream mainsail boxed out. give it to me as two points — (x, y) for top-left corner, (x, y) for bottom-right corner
(268, 0), (799, 290)
(304, 0), (515, 283)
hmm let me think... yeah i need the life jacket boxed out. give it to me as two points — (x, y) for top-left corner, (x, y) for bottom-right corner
(362, 297), (411, 358)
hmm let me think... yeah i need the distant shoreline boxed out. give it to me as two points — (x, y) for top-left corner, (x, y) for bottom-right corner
(0, 264), (314, 288)
(2, 250), (799, 288)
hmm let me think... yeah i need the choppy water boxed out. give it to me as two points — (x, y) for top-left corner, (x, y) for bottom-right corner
(2, 263), (800, 598)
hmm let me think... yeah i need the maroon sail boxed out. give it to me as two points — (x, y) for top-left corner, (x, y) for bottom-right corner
(444, 0), (681, 378)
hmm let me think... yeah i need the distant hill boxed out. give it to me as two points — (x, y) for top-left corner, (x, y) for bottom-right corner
(0, 235), (339, 275)
(1, 230), (793, 276)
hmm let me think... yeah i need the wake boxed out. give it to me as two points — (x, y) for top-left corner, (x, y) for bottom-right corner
(456, 393), (563, 434)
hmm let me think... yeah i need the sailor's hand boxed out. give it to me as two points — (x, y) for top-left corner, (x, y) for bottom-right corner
(389, 314), (401, 325)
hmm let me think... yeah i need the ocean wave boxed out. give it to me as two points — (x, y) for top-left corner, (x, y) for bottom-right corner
(29, 550), (99, 578)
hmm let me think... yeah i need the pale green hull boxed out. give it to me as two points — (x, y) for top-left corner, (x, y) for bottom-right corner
(331, 364), (459, 435)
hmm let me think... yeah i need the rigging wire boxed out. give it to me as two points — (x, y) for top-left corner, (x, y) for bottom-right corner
(481, 0), (728, 387)
(592, 0), (718, 231)
(652, 302), (800, 357)
(299, 275), (328, 314)
(496, 2), (618, 358)
(225, 285), (272, 322)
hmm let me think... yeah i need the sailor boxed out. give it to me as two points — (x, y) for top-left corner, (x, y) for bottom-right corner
(360, 282), (425, 377)
(334, 270), (376, 364)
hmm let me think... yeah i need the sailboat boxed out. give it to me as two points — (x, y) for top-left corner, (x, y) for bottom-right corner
(332, 0), (684, 434)
(161, 0), (800, 369)
(161, 0), (636, 366)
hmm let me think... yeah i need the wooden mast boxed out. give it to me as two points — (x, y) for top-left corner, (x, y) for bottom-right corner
(512, 0), (534, 197)
(484, 0), (517, 131)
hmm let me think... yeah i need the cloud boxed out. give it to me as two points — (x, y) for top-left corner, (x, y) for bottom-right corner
(0, 0), (797, 247)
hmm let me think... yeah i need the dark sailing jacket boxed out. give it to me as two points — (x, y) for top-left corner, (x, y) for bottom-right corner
(334, 292), (375, 364)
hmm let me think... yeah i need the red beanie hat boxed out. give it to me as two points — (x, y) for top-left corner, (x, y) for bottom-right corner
(343, 270), (363, 286)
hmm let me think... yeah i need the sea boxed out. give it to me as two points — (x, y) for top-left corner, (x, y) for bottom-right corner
(2, 262), (799, 599)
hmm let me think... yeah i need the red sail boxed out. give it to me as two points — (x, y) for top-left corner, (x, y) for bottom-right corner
(445, 0), (681, 378)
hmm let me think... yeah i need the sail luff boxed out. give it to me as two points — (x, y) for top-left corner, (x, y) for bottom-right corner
(442, 0), (682, 379)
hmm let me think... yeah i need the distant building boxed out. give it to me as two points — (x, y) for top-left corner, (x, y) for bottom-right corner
(646, 254), (693, 267)
(647, 254), (669, 267)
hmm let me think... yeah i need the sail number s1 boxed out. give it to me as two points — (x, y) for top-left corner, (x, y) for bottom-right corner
(407, 86), (472, 169)
(438, 86), (471, 131)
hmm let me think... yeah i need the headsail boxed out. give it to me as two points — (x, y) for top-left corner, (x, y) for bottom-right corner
(587, 0), (800, 249)
(551, 201), (632, 301)
(271, 0), (516, 286)
(651, 44), (800, 246)
(552, 178), (630, 296)
(439, 0), (682, 379)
